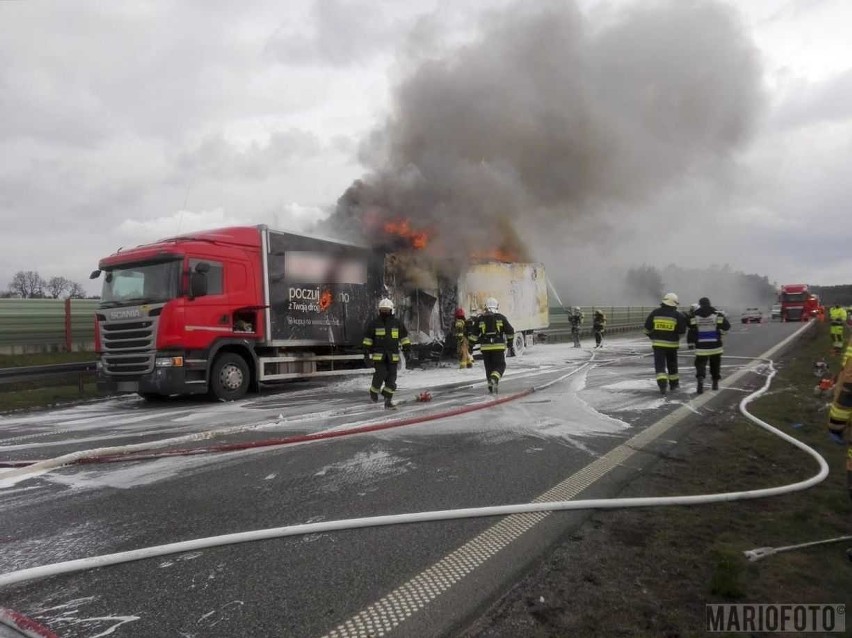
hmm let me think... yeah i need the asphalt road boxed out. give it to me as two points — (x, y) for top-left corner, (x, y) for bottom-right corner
(0, 319), (804, 637)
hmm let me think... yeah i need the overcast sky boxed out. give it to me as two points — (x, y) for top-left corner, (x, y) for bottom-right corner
(1, 0), (850, 298)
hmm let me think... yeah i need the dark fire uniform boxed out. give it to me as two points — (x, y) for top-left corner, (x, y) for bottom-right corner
(468, 310), (514, 393)
(644, 303), (687, 394)
(362, 313), (411, 407)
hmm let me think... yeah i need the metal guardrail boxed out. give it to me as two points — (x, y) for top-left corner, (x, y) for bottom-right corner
(0, 305), (658, 385)
(0, 361), (96, 386)
(538, 306), (656, 342)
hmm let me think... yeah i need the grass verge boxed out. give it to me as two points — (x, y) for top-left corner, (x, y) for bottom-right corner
(466, 322), (851, 637)
(0, 351), (103, 413)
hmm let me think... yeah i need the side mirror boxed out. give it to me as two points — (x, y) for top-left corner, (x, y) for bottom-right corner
(89, 269), (101, 280)
(190, 272), (208, 299)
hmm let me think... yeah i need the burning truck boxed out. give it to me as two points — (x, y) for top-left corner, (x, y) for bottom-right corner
(90, 224), (548, 401)
(383, 251), (548, 359)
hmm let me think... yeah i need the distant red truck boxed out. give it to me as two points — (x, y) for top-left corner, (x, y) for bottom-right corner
(778, 284), (820, 322)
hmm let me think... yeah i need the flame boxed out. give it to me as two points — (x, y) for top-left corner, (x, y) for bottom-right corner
(469, 248), (521, 263)
(319, 289), (333, 311)
(383, 218), (430, 250)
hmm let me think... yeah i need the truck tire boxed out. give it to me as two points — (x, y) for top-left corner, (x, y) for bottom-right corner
(210, 352), (249, 401)
(512, 333), (526, 356)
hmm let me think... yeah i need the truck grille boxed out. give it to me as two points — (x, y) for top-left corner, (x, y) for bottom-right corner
(100, 318), (158, 375)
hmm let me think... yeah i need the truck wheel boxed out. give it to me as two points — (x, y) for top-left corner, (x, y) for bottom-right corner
(512, 333), (526, 356)
(210, 352), (249, 401)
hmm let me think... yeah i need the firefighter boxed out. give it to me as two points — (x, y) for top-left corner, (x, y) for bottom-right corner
(687, 297), (731, 394)
(467, 297), (514, 394)
(644, 292), (687, 395)
(362, 298), (411, 409)
(829, 304), (847, 353)
(827, 334), (852, 501)
(453, 307), (474, 369)
(592, 309), (606, 348)
(685, 302), (699, 323)
(569, 306), (584, 348)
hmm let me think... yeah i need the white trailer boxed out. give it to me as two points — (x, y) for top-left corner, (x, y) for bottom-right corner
(458, 262), (549, 354)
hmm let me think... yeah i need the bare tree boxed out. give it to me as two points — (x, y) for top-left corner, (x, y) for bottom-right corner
(8, 271), (46, 298)
(46, 276), (71, 299)
(67, 282), (87, 299)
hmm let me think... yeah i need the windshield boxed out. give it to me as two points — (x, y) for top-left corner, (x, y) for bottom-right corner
(781, 292), (807, 303)
(99, 259), (182, 307)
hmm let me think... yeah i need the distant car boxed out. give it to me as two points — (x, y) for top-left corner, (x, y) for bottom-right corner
(741, 307), (763, 324)
(770, 304), (782, 320)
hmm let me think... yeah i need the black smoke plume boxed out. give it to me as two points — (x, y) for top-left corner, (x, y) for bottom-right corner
(321, 0), (763, 292)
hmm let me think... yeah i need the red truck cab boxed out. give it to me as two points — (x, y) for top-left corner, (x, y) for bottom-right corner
(92, 227), (265, 400)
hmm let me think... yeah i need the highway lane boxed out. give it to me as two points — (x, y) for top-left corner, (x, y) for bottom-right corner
(0, 320), (806, 637)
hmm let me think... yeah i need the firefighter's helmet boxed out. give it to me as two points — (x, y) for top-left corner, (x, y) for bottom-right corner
(662, 292), (679, 307)
(485, 297), (499, 312)
(573, 306), (581, 313)
(378, 298), (394, 313)
(454, 307), (465, 319)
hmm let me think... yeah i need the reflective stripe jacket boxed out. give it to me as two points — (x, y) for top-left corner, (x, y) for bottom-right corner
(687, 306), (731, 356)
(644, 305), (687, 349)
(829, 306), (848, 326)
(468, 312), (515, 352)
(362, 315), (411, 363)
(828, 336), (852, 438)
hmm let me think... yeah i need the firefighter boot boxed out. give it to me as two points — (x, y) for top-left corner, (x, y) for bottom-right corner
(669, 380), (680, 392)
(696, 378), (704, 395)
(384, 397), (397, 410)
(712, 378), (719, 391)
(369, 390), (379, 403)
(657, 380), (667, 395)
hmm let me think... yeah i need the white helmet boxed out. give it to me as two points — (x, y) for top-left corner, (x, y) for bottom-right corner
(378, 298), (394, 312)
(661, 292), (679, 307)
(690, 302), (699, 311)
(572, 306), (581, 313)
(485, 297), (499, 311)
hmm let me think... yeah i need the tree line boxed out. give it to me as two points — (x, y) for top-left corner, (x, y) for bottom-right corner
(2, 271), (93, 299)
(624, 264), (778, 309)
(812, 285), (852, 306)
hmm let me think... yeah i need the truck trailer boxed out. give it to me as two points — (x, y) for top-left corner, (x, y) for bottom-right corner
(383, 257), (549, 359)
(91, 225), (383, 400)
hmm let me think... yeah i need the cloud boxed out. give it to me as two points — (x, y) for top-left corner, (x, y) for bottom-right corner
(0, 0), (849, 301)
(265, 0), (403, 66)
(771, 69), (852, 130)
(176, 130), (324, 180)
